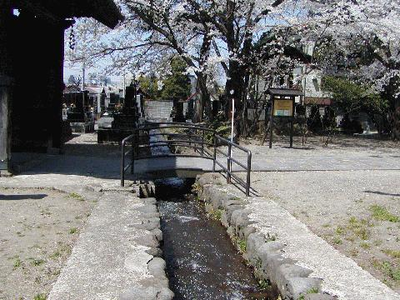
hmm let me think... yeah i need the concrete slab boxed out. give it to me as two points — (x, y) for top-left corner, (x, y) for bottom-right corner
(48, 191), (171, 300)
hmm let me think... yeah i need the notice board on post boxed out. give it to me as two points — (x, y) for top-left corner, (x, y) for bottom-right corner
(273, 99), (294, 117)
(267, 88), (304, 148)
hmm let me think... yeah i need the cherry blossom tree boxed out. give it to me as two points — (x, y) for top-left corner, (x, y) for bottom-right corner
(66, 0), (400, 132)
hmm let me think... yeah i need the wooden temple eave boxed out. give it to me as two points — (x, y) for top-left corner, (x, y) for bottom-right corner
(11, 0), (124, 29)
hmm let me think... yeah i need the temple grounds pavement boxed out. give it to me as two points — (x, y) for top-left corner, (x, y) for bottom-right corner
(0, 133), (399, 299)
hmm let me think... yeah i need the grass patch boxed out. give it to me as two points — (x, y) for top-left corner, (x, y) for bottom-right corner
(68, 193), (84, 201)
(383, 249), (400, 259)
(258, 279), (271, 290)
(49, 251), (62, 260)
(334, 217), (372, 243)
(30, 258), (45, 266)
(237, 239), (247, 253)
(333, 237), (342, 245)
(370, 205), (399, 222)
(210, 209), (223, 221)
(299, 287), (320, 300)
(347, 217), (372, 240)
(360, 242), (371, 250)
(372, 260), (400, 281)
(335, 226), (346, 235)
(69, 227), (79, 234)
(191, 183), (202, 193)
(13, 257), (22, 269)
(34, 294), (47, 300)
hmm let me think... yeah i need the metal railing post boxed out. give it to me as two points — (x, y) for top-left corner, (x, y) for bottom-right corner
(212, 134), (217, 172)
(121, 140), (125, 187)
(201, 129), (205, 157)
(246, 151), (252, 196)
(188, 128), (192, 151)
(227, 143), (232, 184)
(194, 128), (197, 153)
(130, 138), (134, 175)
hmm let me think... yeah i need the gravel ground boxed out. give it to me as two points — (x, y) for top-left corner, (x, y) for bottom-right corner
(0, 187), (96, 300)
(244, 135), (400, 293)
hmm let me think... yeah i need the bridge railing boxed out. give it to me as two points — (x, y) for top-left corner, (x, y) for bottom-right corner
(213, 135), (252, 196)
(121, 122), (252, 196)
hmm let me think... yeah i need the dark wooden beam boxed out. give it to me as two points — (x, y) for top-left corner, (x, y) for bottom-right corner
(0, 6), (13, 175)
(12, 0), (63, 25)
(12, 0), (123, 28)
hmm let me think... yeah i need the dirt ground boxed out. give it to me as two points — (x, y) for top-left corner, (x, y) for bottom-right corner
(0, 187), (96, 300)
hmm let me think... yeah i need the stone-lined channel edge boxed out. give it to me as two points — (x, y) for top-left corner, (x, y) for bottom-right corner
(196, 173), (334, 300)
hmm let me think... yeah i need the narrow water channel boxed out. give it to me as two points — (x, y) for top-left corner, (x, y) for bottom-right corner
(155, 178), (271, 300)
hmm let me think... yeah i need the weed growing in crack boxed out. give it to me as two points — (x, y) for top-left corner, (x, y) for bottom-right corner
(69, 227), (78, 234)
(237, 239), (247, 253)
(258, 278), (271, 290)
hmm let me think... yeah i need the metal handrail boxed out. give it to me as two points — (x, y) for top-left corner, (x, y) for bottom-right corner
(212, 135), (252, 196)
(121, 122), (252, 196)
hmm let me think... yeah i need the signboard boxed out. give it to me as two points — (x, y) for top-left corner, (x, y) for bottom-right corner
(273, 99), (293, 117)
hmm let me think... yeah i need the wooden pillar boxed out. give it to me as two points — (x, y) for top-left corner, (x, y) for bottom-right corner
(0, 4), (13, 175)
(49, 23), (68, 150)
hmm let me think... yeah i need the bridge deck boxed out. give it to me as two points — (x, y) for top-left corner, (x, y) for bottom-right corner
(131, 156), (218, 179)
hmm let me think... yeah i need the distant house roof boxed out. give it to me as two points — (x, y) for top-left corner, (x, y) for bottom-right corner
(304, 97), (332, 106)
(85, 86), (105, 94)
(268, 88), (304, 97)
(64, 85), (81, 93)
(12, 0), (124, 28)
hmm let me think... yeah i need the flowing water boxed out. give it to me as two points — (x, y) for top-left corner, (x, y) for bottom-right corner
(155, 178), (273, 300)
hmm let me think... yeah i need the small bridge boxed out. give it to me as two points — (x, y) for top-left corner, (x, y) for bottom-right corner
(120, 122), (253, 196)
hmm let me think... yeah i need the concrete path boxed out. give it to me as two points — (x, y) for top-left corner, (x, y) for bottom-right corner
(229, 143), (400, 172)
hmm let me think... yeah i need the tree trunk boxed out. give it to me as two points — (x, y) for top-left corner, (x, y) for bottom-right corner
(224, 59), (248, 136)
(392, 105), (400, 140)
(193, 72), (210, 123)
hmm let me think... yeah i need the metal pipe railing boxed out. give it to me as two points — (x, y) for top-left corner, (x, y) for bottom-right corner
(120, 122), (252, 196)
(214, 135), (252, 196)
